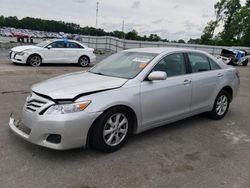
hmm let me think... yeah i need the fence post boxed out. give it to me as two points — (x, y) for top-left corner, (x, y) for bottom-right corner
(212, 47), (215, 55)
(105, 37), (107, 51)
(116, 39), (118, 52)
(123, 39), (126, 50)
(96, 37), (98, 50)
(109, 37), (111, 51)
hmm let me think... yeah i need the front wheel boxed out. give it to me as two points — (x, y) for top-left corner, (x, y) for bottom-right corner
(78, 56), (90, 67)
(27, 55), (42, 67)
(208, 90), (230, 120)
(91, 107), (133, 153)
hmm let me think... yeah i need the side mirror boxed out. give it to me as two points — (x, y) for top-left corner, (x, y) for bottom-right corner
(47, 45), (52, 49)
(148, 71), (167, 81)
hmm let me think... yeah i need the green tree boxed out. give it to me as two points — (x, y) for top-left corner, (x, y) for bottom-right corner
(112, 30), (125, 39)
(177, 39), (185, 43)
(148, 34), (161, 41)
(201, 21), (218, 45)
(0, 16), (4, 26)
(200, 0), (248, 46)
(126, 29), (139, 40)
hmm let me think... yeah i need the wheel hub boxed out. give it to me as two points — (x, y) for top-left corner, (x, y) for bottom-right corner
(103, 113), (128, 146)
(216, 95), (228, 116)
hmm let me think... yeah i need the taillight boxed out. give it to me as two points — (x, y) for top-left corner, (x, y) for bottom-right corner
(236, 69), (240, 79)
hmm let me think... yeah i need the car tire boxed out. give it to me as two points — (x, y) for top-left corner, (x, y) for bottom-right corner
(242, 59), (248, 66)
(78, 56), (90, 67)
(208, 90), (230, 120)
(27, 54), (42, 67)
(91, 107), (133, 153)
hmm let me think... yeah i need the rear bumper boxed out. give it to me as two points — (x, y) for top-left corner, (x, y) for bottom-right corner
(89, 54), (96, 63)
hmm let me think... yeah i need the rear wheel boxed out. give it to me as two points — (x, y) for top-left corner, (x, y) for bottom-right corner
(91, 107), (132, 153)
(208, 90), (230, 120)
(78, 56), (90, 67)
(27, 55), (42, 67)
(242, 59), (248, 66)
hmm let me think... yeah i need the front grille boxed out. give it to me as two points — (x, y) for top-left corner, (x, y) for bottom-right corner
(26, 99), (47, 112)
(9, 51), (12, 59)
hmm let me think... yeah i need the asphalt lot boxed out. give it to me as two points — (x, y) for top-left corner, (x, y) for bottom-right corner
(0, 48), (250, 188)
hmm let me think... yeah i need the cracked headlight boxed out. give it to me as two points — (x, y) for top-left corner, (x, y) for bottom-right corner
(45, 101), (91, 115)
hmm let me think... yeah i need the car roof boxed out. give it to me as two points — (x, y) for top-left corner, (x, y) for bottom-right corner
(49, 39), (78, 43)
(124, 47), (208, 55)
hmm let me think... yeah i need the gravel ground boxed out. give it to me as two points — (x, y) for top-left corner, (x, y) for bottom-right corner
(0, 49), (250, 188)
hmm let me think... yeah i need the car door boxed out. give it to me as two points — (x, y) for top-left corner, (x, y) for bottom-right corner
(187, 52), (223, 112)
(64, 42), (85, 63)
(42, 41), (67, 63)
(140, 53), (192, 128)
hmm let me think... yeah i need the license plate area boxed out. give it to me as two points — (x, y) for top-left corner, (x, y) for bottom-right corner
(14, 119), (31, 135)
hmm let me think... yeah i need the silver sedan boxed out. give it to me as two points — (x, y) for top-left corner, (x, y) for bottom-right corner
(9, 48), (240, 152)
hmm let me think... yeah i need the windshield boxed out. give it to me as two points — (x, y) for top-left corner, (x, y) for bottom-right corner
(89, 52), (157, 79)
(36, 40), (52, 47)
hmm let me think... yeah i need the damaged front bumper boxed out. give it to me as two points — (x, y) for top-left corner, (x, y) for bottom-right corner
(9, 114), (30, 140)
(8, 110), (101, 150)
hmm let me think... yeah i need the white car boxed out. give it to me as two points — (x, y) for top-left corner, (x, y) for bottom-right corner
(9, 39), (96, 67)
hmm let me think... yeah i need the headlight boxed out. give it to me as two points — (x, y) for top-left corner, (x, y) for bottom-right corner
(45, 101), (91, 115)
(17, 51), (28, 56)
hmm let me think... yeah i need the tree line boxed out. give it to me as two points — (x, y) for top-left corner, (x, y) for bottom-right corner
(0, 15), (195, 43)
(0, 16), (171, 42)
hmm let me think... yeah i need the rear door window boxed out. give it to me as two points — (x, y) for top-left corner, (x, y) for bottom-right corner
(67, 42), (83, 48)
(209, 58), (221, 70)
(188, 53), (211, 73)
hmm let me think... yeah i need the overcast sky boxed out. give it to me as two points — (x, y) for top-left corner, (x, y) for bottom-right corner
(0, 0), (224, 40)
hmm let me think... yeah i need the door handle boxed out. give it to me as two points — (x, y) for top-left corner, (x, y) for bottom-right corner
(217, 73), (224, 78)
(183, 79), (191, 85)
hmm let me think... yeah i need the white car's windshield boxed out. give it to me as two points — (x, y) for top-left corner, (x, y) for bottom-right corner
(89, 52), (157, 79)
(36, 40), (52, 47)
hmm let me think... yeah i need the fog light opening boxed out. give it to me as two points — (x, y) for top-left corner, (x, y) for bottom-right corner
(46, 134), (61, 144)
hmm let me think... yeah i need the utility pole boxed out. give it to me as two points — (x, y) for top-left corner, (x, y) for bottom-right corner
(122, 19), (125, 39)
(95, 0), (99, 30)
(95, 0), (99, 50)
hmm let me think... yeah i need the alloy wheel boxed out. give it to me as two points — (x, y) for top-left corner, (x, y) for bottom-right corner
(79, 57), (89, 67)
(103, 113), (128, 146)
(30, 56), (41, 67)
(216, 95), (228, 116)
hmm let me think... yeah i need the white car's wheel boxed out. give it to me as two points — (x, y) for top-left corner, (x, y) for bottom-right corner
(27, 55), (42, 67)
(78, 56), (90, 67)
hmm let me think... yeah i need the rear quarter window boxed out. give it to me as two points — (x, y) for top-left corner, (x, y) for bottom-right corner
(67, 42), (84, 48)
(209, 58), (221, 70)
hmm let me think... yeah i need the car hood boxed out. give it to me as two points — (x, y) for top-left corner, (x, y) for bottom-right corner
(11, 45), (41, 52)
(32, 72), (128, 100)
